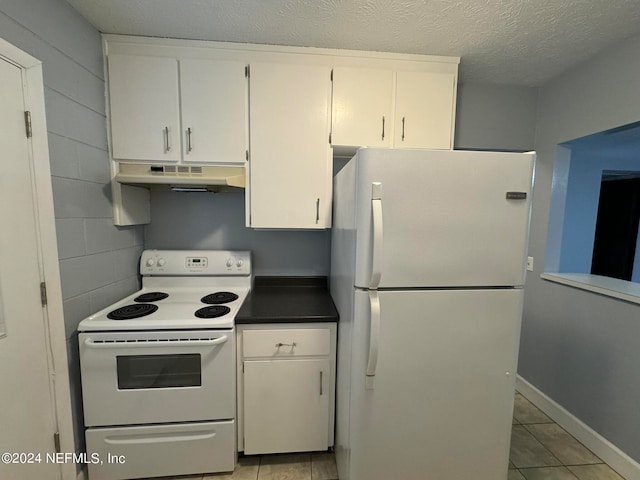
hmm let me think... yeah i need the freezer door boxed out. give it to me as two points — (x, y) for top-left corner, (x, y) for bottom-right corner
(346, 288), (522, 480)
(351, 148), (534, 288)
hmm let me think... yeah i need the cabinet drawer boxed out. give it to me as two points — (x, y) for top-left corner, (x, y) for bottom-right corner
(86, 421), (234, 480)
(243, 328), (330, 358)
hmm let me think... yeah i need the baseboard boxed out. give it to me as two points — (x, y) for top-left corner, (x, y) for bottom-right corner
(516, 375), (640, 480)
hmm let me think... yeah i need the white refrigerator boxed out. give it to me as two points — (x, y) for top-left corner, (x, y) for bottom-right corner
(330, 148), (535, 480)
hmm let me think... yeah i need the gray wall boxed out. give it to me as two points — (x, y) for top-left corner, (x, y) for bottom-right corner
(455, 82), (538, 152)
(145, 191), (330, 276)
(521, 32), (640, 462)
(0, 0), (143, 456)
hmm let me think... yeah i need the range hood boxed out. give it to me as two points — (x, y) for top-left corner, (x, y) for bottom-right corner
(114, 163), (245, 192)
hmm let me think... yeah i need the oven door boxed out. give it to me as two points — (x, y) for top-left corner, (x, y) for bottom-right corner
(79, 329), (234, 427)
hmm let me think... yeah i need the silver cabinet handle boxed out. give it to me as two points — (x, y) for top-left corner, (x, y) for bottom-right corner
(401, 116), (405, 141)
(315, 198), (320, 224)
(381, 115), (385, 140)
(186, 127), (193, 153)
(320, 371), (324, 396)
(164, 126), (171, 152)
(275, 342), (296, 348)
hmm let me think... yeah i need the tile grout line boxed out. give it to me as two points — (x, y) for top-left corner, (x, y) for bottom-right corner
(520, 420), (604, 466)
(513, 391), (627, 480)
(511, 423), (564, 469)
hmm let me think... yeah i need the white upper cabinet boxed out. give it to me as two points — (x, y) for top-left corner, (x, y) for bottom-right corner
(331, 67), (394, 153)
(249, 62), (332, 229)
(394, 71), (456, 149)
(103, 35), (459, 227)
(330, 67), (457, 153)
(108, 54), (181, 162)
(108, 54), (248, 164)
(180, 59), (248, 164)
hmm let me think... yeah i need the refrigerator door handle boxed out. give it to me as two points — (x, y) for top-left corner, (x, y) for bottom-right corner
(370, 182), (383, 289)
(365, 290), (381, 389)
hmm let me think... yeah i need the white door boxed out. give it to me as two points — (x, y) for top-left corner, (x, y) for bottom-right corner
(79, 331), (235, 427)
(0, 57), (61, 479)
(351, 148), (535, 288)
(331, 67), (393, 151)
(108, 54), (181, 161)
(346, 288), (522, 480)
(180, 59), (248, 164)
(243, 358), (330, 454)
(249, 62), (332, 228)
(394, 71), (456, 149)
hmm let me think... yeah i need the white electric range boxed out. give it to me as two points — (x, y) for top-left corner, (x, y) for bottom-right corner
(78, 250), (251, 480)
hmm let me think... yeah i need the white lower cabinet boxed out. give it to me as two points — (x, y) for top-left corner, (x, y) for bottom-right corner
(244, 358), (330, 454)
(237, 324), (337, 454)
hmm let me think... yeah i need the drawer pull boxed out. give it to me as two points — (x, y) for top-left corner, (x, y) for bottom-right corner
(275, 342), (296, 348)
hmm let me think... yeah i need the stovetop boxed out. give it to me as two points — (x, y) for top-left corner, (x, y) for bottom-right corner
(77, 250), (251, 332)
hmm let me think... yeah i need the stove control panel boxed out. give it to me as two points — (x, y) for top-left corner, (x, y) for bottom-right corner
(140, 250), (251, 276)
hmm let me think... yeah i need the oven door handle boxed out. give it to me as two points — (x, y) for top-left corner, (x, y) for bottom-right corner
(83, 335), (228, 349)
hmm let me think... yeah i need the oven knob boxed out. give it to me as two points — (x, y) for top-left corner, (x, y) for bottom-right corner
(158, 259), (166, 267)
(236, 258), (244, 268)
(146, 258), (155, 267)
(226, 258), (234, 267)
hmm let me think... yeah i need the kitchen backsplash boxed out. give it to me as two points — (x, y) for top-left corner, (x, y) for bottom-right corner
(145, 190), (331, 276)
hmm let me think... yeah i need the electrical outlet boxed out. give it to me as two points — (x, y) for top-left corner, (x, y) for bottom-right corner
(526, 256), (534, 272)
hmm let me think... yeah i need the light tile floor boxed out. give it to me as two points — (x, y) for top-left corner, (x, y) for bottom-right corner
(510, 391), (626, 480)
(146, 391), (626, 480)
(144, 451), (338, 480)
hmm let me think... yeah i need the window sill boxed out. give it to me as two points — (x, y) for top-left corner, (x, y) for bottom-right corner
(540, 273), (640, 306)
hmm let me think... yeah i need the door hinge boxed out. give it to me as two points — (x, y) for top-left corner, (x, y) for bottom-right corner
(329, 133), (332, 144)
(245, 65), (250, 78)
(245, 150), (249, 161)
(40, 282), (47, 306)
(24, 111), (32, 138)
(330, 69), (333, 82)
(53, 432), (60, 453)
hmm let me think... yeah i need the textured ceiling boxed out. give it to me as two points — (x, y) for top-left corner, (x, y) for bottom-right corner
(66, 0), (640, 86)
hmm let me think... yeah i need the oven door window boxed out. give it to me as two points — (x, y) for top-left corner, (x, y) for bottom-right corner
(116, 354), (201, 389)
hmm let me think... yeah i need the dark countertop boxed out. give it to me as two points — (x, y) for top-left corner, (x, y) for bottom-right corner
(236, 276), (339, 324)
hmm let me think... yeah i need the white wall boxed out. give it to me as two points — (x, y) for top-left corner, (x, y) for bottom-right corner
(0, 0), (144, 457)
(521, 32), (640, 462)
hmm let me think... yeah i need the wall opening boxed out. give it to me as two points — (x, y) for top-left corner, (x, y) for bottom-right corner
(545, 121), (640, 283)
(591, 173), (640, 281)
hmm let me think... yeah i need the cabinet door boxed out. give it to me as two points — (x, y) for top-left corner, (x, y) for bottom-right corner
(249, 62), (332, 229)
(331, 67), (393, 151)
(108, 54), (181, 161)
(243, 358), (330, 454)
(180, 59), (248, 164)
(394, 71), (456, 149)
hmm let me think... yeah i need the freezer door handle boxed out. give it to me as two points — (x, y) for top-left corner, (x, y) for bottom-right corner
(366, 290), (381, 389)
(370, 182), (383, 289)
